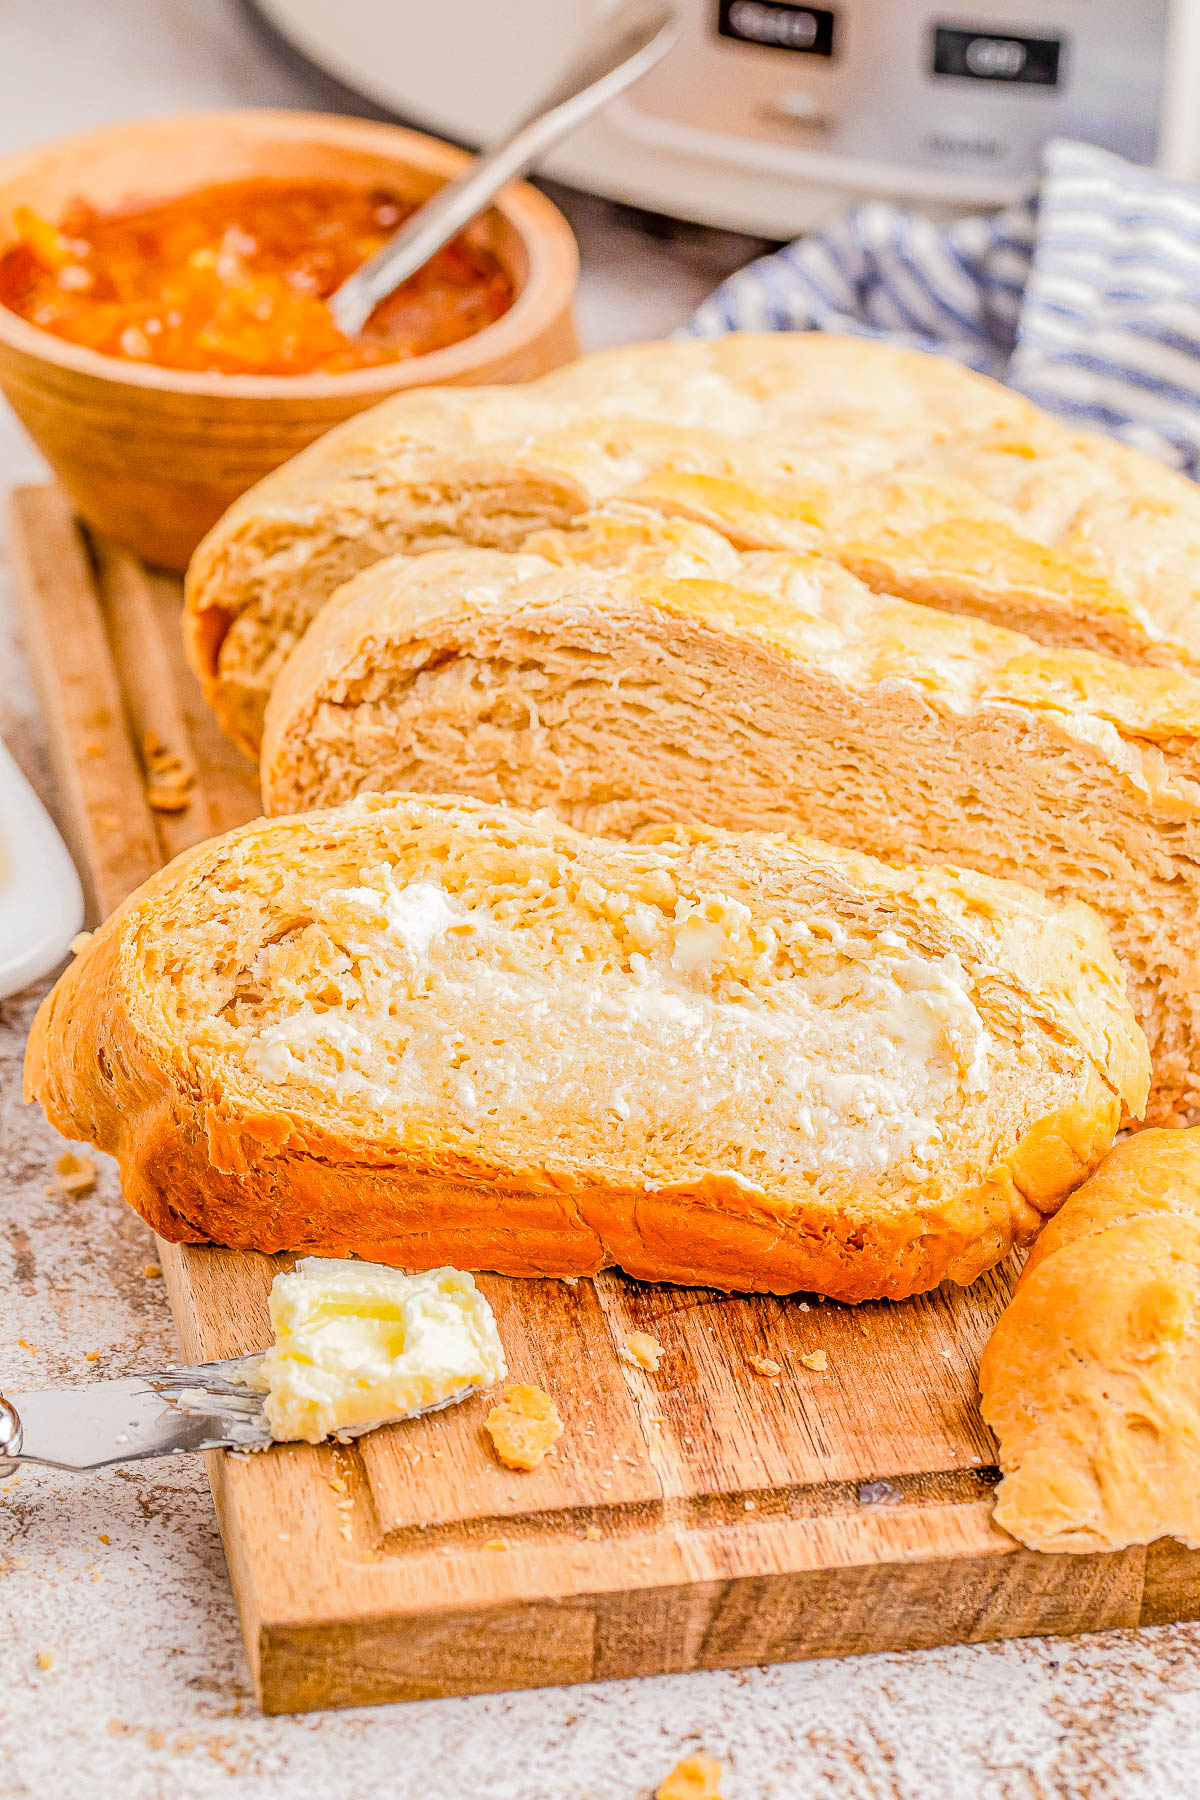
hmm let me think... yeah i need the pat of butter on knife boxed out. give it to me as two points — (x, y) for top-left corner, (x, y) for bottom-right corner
(251, 1259), (506, 1444)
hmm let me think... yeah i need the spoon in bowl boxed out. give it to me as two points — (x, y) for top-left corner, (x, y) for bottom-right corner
(328, 0), (678, 339)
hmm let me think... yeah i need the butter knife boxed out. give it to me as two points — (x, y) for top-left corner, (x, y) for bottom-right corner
(0, 1357), (485, 1476)
(0, 1357), (274, 1476)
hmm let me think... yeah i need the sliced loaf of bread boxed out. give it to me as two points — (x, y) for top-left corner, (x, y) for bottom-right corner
(183, 335), (1200, 754)
(260, 525), (1200, 1124)
(24, 795), (1145, 1301)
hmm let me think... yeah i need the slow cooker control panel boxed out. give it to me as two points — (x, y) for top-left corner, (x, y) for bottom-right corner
(623, 0), (1168, 183)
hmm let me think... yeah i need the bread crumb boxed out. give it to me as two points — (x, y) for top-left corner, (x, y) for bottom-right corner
(657, 1754), (724, 1799)
(485, 1384), (563, 1470)
(142, 734), (196, 813)
(142, 1262), (162, 1279)
(619, 1331), (664, 1372)
(744, 1499), (756, 1511)
(36, 1650), (55, 1671)
(800, 1349), (828, 1372)
(98, 1534), (109, 1544)
(749, 1355), (781, 1378)
(84, 1351), (100, 1362)
(584, 1525), (602, 1542)
(483, 1537), (509, 1551)
(69, 931), (93, 955)
(50, 1150), (96, 1196)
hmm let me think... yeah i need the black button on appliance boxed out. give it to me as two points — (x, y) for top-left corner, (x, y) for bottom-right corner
(932, 24), (1063, 87)
(718, 1), (837, 58)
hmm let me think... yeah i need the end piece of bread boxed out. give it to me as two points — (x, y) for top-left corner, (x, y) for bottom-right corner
(260, 533), (1192, 1121)
(184, 333), (1200, 753)
(980, 1129), (1200, 1554)
(23, 794), (1143, 1301)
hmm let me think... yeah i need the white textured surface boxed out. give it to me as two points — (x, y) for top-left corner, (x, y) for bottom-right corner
(3, 4), (1200, 1795)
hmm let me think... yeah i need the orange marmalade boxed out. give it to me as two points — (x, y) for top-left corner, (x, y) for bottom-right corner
(0, 179), (515, 376)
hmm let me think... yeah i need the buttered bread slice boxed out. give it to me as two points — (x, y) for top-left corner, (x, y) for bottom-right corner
(184, 334), (1200, 754)
(260, 528), (1200, 1124)
(24, 795), (1145, 1301)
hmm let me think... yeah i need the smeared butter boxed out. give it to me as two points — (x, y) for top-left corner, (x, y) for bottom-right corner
(252, 1259), (506, 1445)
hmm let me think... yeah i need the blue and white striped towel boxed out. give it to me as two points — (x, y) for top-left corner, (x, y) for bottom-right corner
(684, 139), (1200, 480)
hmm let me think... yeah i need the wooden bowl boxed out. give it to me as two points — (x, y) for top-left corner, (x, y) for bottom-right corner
(0, 111), (580, 570)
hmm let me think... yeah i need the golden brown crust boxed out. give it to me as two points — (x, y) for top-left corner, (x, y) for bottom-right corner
(185, 334), (1200, 753)
(627, 471), (1200, 675)
(980, 1129), (1200, 1554)
(24, 795), (1143, 1303)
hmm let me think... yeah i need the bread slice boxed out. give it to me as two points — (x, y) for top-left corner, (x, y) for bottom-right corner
(260, 524), (1200, 1124)
(979, 1130), (1200, 1553)
(23, 794), (1145, 1302)
(183, 333), (1200, 754)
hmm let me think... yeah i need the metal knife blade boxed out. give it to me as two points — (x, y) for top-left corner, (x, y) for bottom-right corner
(1, 1356), (274, 1473)
(0, 1356), (489, 1475)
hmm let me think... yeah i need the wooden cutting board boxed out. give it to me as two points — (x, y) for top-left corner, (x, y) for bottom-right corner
(10, 482), (1200, 1714)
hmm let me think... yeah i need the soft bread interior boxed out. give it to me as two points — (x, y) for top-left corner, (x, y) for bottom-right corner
(260, 545), (1198, 1121)
(161, 809), (1013, 1192)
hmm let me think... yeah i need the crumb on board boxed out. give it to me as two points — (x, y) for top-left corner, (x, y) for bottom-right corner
(142, 1262), (162, 1279)
(800, 1349), (828, 1373)
(584, 1525), (602, 1542)
(656, 1754), (724, 1800)
(483, 1537), (509, 1552)
(485, 1384), (563, 1471)
(69, 931), (93, 956)
(49, 1151), (96, 1197)
(141, 732), (196, 813)
(749, 1355), (781, 1378)
(618, 1331), (664, 1373)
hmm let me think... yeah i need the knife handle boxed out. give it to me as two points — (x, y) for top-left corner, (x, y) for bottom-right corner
(0, 1395), (22, 1478)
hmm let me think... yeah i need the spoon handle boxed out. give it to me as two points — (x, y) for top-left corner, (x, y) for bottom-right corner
(329, 0), (678, 337)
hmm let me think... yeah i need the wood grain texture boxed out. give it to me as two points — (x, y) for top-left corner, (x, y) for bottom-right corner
(12, 482), (1200, 1713)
